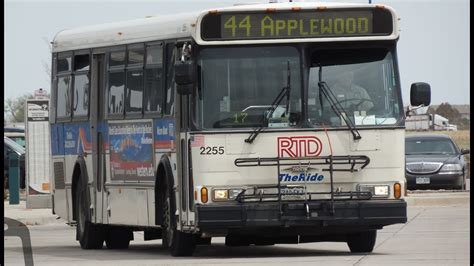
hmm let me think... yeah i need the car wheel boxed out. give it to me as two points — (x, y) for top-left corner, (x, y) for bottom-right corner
(347, 230), (377, 253)
(75, 179), (104, 249)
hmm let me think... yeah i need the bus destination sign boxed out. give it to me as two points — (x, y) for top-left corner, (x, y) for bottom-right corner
(201, 9), (393, 41)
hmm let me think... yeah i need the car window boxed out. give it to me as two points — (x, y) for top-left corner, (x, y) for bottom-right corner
(406, 139), (457, 155)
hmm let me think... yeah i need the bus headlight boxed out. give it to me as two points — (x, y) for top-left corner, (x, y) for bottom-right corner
(373, 185), (389, 196)
(212, 188), (244, 201)
(213, 189), (228, 201)
(357, 184), (389, 198)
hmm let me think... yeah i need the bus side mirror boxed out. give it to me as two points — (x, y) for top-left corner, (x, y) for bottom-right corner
(175, 61), (195, 95)
(410, 82), (431, 106)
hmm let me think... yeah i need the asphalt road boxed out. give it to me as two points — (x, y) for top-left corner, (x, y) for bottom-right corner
(4, 204), (470, 266)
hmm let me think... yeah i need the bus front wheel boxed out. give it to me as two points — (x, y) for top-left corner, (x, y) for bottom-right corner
(161, 178), (196, 256)
(346, 230), (377, 253)
(75, 178), (104, 249)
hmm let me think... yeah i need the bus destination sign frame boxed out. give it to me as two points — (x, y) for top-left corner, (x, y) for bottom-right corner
(201, 8), (394, 41)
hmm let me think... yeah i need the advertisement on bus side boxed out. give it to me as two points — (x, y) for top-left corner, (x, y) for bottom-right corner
(109, 121), (154, 180)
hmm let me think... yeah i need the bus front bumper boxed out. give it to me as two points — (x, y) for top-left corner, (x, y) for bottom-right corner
(196, 199), (407, 231)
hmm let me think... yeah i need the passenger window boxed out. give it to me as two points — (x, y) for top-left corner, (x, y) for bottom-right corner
(144, 44), (163, 114)
(125, 70), (143, 114)
(57, 55), (72, 73)
(73, 74), (89, 117)
(108, 71), (125, 115)
(144, 68), (163, 113)
(109, 50), (126, 67)
(74, 54), (90, 71)
(57, 76), (72, 118)
(146, 45), (163, 65)
(165, 44), (176, 115)
(128, 46), (144, 66)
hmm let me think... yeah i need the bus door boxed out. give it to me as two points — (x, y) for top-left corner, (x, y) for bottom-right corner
(174, 42), (195, 229)
(90, 52), (107, 224)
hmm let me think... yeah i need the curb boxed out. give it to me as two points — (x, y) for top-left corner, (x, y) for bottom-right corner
(405, 192), (470, 206)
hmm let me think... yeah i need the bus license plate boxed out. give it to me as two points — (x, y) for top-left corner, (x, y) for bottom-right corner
(416, 177), (430, 184)
(281, 187), (305, 200)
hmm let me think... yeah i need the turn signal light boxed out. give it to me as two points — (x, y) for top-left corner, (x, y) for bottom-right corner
(394, 183), (401, 199)
(201, 187), (208, 203)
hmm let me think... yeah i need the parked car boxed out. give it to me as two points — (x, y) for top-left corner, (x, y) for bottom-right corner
(405, 134), (469, 190)
(4, 136), (26, 189)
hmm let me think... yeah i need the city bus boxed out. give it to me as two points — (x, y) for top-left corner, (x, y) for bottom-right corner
(49, 1), (431, 256)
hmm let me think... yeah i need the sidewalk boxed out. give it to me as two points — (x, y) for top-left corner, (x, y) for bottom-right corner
(4, 200), (62, 226)
(4, 191), (470, 226)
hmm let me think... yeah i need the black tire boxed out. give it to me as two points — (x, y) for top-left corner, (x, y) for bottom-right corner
(75, 179), (104, 249)
(196, 237), (212, 245)
(225, 235), (251, 246)
(105, 227), (132, 249)
(161, 176), (196, 256)
(347, 230), (376, 253)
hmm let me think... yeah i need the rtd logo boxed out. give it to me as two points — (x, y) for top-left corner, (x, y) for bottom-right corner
(277, 136), (323, 158)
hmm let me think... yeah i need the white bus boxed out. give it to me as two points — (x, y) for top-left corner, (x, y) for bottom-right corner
(49, 1), (431, 256)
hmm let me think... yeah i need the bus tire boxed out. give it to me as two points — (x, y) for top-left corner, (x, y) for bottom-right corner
(75, 178), (104, 249)
(347, 230), (377, 253)
(161, 175), (196, 256)
(105, 227), (132, 249)
(225, 235), (250, 246)
(196, 237), (212, 245)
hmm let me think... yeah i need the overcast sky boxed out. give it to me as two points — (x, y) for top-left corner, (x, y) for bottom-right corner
(4, 0), (470, 105)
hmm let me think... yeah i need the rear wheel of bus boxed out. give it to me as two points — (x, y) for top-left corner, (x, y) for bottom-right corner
(75, 178), (104, 249)
(161, 175), (196, 256)
(346, 230), (377, 253)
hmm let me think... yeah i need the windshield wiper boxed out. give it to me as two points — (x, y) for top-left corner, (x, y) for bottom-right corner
(317, 64), (361, 140)
(245, 61), (292, 144)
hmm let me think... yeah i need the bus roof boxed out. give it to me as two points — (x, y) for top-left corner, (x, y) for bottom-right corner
(52, 2), (398, 53)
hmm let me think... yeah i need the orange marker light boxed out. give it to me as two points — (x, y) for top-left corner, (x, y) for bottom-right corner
(394, 183), (401, 199)
(201, 187), (208, 203)
(266, 8), (277, 13)
(291, 7), (301, 11)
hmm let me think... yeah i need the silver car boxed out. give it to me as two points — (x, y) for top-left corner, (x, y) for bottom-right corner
(405, 134), (470, 190)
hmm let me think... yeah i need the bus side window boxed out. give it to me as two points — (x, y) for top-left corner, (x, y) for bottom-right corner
(72, 53), (90, 118)
(164, 43), (176, 116)
(56, 53), (73, 120)
(107, 71), (125, 116)
(144, 44), (164, 114)
(107, 49), (126, 117)
(57, 75), (72, 118)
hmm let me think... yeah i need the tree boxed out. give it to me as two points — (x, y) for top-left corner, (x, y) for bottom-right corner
(435, 102), (460, 121)
(4, 93), (35, 123)
(435, 102), (470, 130)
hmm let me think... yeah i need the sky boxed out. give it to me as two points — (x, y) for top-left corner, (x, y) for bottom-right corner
(4, 0), (470, 106)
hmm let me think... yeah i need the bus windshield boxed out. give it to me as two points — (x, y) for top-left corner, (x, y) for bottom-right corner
(196, 46), (302, 129)
(308, 47), (403, 127)
(195, 45), (403, 130)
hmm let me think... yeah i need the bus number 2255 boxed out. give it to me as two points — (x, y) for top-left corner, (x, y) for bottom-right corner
(200, 146), (225, 155)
